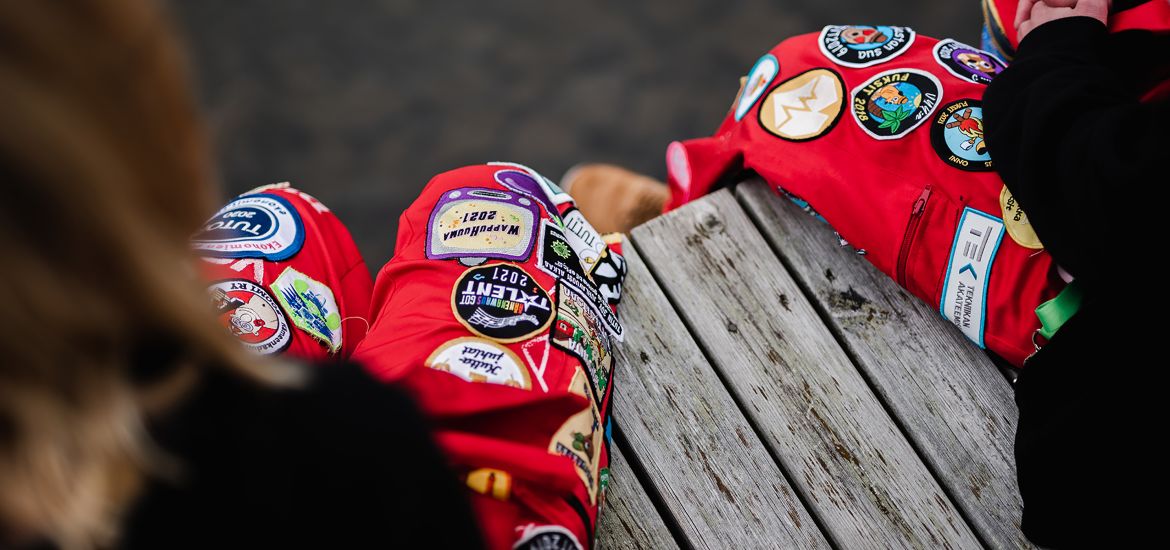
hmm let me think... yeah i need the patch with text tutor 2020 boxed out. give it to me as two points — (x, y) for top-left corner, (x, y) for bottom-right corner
(192, 194), (304, 261)
(758, 68), (846, 141)
(933, 39), (1005, 85)
(209, 279), (291, 355)
(425, 336), (531, 389)
(931, 99), (993, 171)
(451, 263), (553, 343)
(940, 208), (1005, 348)
(819, 25), (915, 68)
(851, 68), (942, 140)
(426, 188), (538, 267)
(270, 267), (342, 353)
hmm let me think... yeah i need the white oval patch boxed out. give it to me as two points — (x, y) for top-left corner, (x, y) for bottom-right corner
(426, 337), (531, 390)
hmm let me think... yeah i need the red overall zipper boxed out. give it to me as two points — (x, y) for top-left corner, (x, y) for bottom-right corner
(896, 185), (932, 287)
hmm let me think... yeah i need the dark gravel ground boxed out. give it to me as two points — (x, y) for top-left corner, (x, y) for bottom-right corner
(172, 0), (979, 271)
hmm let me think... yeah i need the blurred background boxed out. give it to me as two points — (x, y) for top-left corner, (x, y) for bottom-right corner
(172, 0), (978, 271)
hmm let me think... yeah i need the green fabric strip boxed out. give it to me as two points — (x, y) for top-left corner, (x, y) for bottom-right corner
(1036, 280), (1084, 341)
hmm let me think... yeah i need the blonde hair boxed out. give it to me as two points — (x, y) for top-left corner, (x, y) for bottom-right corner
(0, 0), (299, 547)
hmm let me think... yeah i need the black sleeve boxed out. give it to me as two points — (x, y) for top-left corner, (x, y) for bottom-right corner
(983, 17), (1169, 289)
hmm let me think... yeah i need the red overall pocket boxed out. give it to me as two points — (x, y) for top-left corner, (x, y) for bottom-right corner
(895, 184), (965, 309)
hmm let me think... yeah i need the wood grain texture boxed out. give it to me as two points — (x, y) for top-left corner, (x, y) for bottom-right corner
(737, 179), (1030, 548)
(608, 244), (828, 549)
(632, 190), (980, 549)
(595, 438), (680, 550)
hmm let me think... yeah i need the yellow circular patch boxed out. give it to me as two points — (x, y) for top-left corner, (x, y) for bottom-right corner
(758, 68), (846, 141)
(1000, 186), (1043, 249)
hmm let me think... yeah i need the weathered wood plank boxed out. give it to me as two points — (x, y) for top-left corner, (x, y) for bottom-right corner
(596, 435), (679, 550)
(632, 190), (981, 549)
(737, 179), (1030, 548)
(609, 243), (829, 549)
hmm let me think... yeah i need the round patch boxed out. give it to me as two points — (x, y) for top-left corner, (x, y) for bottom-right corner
(209, 279), (291, 355)
(426, 337), (531, 389)
(192, 194), (305, 261)
(851, 69), (942, 140)
(1000, 186), (1044, 249)
(513, 525), (583, 550)
(452, 263), (553, 343)
(819, 25), (915, 68)
(758, 68), (846, 141)
(932, 39), (1006, 85)
(734, 54), (779, 121)
(931, 99), (993, 171)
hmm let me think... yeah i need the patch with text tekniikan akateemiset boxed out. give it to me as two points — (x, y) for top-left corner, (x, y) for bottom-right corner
(451, 263), (553, 343)
(427, 187), (539, 267)
(851, 69), (942, 140)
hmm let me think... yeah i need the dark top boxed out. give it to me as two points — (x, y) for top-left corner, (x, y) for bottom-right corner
(119, 361), (484, 549)
(984, 17), (1167, 547)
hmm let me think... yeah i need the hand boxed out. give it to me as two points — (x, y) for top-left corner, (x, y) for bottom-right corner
(1015, 0), (1111, 41)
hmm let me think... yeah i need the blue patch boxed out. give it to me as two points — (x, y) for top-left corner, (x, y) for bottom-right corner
(192, 193), (305, 261)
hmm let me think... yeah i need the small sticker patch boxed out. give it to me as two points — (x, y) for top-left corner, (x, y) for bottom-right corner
(940, 208), (1005, 348)
(1000, 186), (1043, 249)
(494, 169), (561, 219)
(851, 68), (942, 140)
(758, 68), (846, 141)
(426, 188), (538, 265)
(734, 54), (779, 121)
(819, 25), (915, 68)
(192, 194), (305, 261)
(548, 368), (604, 505)
(933, 39), (1005, 85)
(552, 283), (615, 404)
(512, 525), (583, 550)
(270, 267), (342, 353)
(452, 263), (554, 343)
(589, 247), (626, 305)
(209, 279), (291, 355)
(931, 99), (993, 171)
(536, 221), (625, 334)
(426, 337), (531, 389)
(560, 208), (607, 273)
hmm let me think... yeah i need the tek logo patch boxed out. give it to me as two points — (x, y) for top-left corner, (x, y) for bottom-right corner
(734, 54), (779, 121)
(427, 187), (538, 267)
(851, 68), (942, 140)
(425, 337), (531, 389)
(451, 263), (553, 343)
(758, 68), (846, 142)
(931, 99), (993, 171)
(819, 25), (915, 68)
(270, 267), (342, 353)
(933, 39), (1005, 85)
(192, 194), (305, 261)
(209, 279), (291, 355)
(941, 208), (1005, 348)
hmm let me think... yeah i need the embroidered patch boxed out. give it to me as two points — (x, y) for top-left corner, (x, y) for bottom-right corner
(548, 368), (604, 505)
(940, 208), (1005, 348)
(426, 337), (531, 389)
(851, 69), (942, 140)
(536, 220), (626, 334)
(426, 188), (538, 267)
(494, 168), (561, 219)
(1000, 186), (1043, 249)
(192, 194), (304, 261)
(734, 54), (779, 122)
(512, 525), (584, 550)
(589, 247), (626, 305)
(933, 39), (1006, 85)
(270, 267), (342, 353)
(560, 208), (607, 273)
(758, 68), (846, 141)
(466, 468), (512, 501)
(819, 25), (915, 68)
(931, 99), (993, 171)
(552, 283), (617, 405)
(487, 161), (573, 206)
(451, 263), (553, 343)
(208, 279), (291, 355)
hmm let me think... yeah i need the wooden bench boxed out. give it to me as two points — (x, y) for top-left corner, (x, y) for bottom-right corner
(595, 178), (1031, 549)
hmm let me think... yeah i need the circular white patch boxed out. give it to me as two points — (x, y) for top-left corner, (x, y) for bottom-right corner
(426, 337), (531, 389)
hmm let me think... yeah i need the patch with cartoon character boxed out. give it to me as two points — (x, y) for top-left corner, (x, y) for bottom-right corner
(931, 99), (993, 171)
(851, 68), (941, 140)
(451, 263), (553, 343)
(270, 267), (343, 353)
(549, 366), (605, 505)
(209, 279), (291, 355)
(426, 187), (539, 267)
(933, 39), (1006, 85)
(758, 68), (846, 141)
(425, 337), (531, 389)
(819, 25), (915, 68)
(734, 54), (779, 121)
